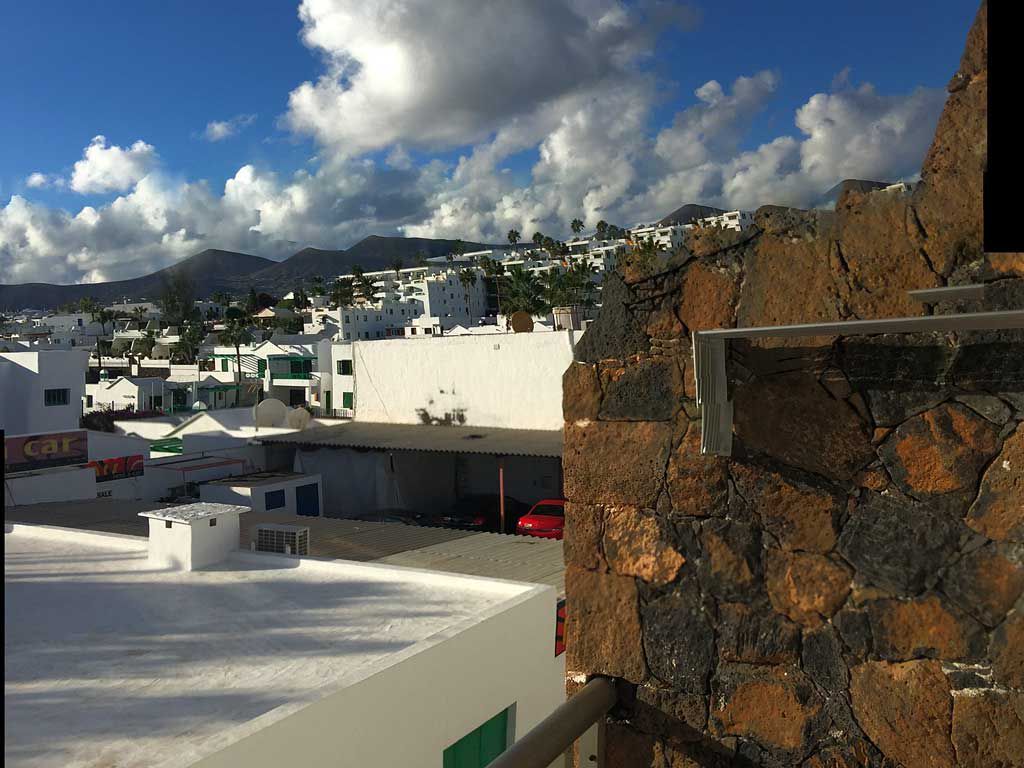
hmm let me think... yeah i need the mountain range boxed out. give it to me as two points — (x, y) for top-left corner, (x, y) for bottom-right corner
(0, 236), (496, 310)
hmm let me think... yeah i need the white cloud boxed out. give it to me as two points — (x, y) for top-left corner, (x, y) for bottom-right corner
(25, 173), (50, 189)
(69, 135), (158, 194)
(203, 114), (257, 142)
(2, 1), (948, 288)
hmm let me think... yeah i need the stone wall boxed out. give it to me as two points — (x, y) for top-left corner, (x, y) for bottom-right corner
(562, 4), (1024, 766)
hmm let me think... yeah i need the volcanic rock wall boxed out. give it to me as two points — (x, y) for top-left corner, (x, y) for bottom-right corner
(562, 4), (1024, 766)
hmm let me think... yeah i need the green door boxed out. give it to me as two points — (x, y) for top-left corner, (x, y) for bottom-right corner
(342, 391), (353, 409)
(443, 707), (509, 768)
(325, 390), (332, 414)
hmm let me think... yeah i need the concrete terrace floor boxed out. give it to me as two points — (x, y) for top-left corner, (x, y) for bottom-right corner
(5, 502), (566, 595)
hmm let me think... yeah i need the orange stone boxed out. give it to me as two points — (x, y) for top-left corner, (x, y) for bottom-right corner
(603, 506), (685, 585)
(765, 549), (851, 627)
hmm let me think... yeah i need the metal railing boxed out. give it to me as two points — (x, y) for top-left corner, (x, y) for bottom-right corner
(488, 677), (618, 768)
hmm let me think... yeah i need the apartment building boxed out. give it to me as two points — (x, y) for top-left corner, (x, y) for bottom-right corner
(0, 349), (91, 435)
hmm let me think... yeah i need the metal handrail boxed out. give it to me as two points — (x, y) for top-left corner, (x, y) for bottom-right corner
(488, 677), (618, 768)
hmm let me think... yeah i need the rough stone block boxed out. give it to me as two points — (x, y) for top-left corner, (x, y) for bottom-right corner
(599, 356), (683, 422)
(866, 592), (986, 661)
(565, 566), (646, 682)
(943, 541), (1024, 628)
(640, 580), (716, 693)
(837, 491), (964, 595)
(709, 663), (827, 762)
(634, 685), (708, 744)
(677, 261), (738, 332)
(878, 402), (1000, 505)
(729, 463), (841, 553)
(801, 624), (847, 693)
(990, 607), (1024, 689)
(966, 427), (1023, 542)
(951, 689), (1024, 768)
(603, 506), (685, 585)
(765, 549), (851, 627)
(955, 393), (1014, 424)
(699, 518), (763, 602)
(717, 602), (801, 666)
(563, 419), (671, 508)
(665, 420), (730, 517)
(833, 608), (873, 659)
(562, 362), (602, 421)
(849, 659), (955, 768)
(733, 372), (874, 482)
(563, 502), (605, 572)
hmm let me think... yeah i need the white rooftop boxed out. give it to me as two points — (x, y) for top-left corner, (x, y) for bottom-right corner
(5, 524), (537, 768)
(138, 502), (249, 523)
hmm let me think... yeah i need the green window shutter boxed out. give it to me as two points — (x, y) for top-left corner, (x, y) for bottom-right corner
(221, 358), (228, 372)
(342, 391), (353, 409)
(442, 707), (509, 768)
(258, 359), (266, 375)
(341, 359), (353, 375)
(325, 391), (331, 412)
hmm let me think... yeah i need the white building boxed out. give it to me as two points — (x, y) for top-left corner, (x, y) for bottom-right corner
(629, 222), (689, 251)
(86, 375), (186, 413)
(6, 517), (563, 768)
(350, 329), (580, 430)
(692, 209), (755, 231)
(0, 349), (90, 435)
(316, 340), (355, 417)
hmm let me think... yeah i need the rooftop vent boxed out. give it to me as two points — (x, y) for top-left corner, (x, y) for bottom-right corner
(254, 524), (310, 556)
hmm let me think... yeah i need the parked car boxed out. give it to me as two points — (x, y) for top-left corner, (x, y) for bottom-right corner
(426, 494), (530, 534)
(516, 499), (565, 539)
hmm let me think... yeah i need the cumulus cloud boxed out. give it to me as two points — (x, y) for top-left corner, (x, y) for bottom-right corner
(69, 135), (158, 194)
(25, 172), (52, 189)
(1, 0), (948, 286)
(203, 114), (258, 142)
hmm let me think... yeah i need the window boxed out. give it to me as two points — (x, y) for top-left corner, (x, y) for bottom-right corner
(342, 391), (353, 409)
(221, 358), (229, 371)
(425, 328), (433, 335)
(375, 331), (382, 338)
(86, 395), (93, 407)
(411, 328), (417, 335)
(152, 395), (163, 408)
(336, 359), (352, 375)
(265, 489), (286, 510)
(344, 315), (350, 323)
(345, 332), (351, 340)
(442, 707), (510, 768)
(209, 518), (217, 527)
(44, 388), (70, 406)
(165, 521), (173, 529)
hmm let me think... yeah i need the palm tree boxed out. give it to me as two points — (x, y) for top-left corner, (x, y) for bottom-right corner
(309, 276), (325, 297)
(330, 277), (354, 308)
(628, 237), (664, 276)
(540, 269), (568, 312)
(564, 261), (598, 308)
(531, 231), (544, 247)
(390, 257), (404, 280)
(503, 265), (544, 317)
(595, 220), (609, 240)
(218, 318), (251, 387)
(507, 229), (520, 251)
(457, 268), (477, 316)
(415, 250), (429, 268)
(570, 218), (584, 236)
(90, 308), (116, 373)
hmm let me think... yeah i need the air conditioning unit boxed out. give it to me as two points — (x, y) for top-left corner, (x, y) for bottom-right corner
(253, 524), (310, 556)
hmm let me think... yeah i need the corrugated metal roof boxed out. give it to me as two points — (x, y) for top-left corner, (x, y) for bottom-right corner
(255, 421), (564, 458)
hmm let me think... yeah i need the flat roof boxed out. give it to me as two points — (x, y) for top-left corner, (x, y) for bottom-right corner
(204, 470), (310, 487)
(139, 502), (249, 523)
(256, 421), (563, 458)
(5, 524), (539, 768)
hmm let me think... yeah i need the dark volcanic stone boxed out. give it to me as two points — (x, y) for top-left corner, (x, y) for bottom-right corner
(837, 491), (964, 595)
(866, 593), (987, 662)
(802, 624), (848, 693)
(641, 579), (716, 693)
(955, 393), (1013, 424)
(863, 387), (952, 427)
(699, 518), (763, 602)
(718, 602), (801, 665)
(598, 356), (683, 421)
(943, 542), (1024, 628)
(833, 608), (873, 659)
(574, 271), (649, 363)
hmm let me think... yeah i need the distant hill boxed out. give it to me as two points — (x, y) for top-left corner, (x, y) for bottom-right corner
(249, 236), (498, 294)
(0, 236), (501, 310)
(812, 179), (891, 210)
(658, 203), (727, 226)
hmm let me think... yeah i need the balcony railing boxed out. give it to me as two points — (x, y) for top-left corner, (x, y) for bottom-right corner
(269, 371), (315, 380)
(488, 677), (618, 768)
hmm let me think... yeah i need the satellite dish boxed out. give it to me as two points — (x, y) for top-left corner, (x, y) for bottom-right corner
(286, 406), (312, 431)
(191, 401), (209, 411)
(510, 311), (534, 333)
(254, 398), (287, 428)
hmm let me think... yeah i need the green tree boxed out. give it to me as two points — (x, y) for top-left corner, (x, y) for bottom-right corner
(292, 285), (310, 311)
(625, 237), (664, 277)
(245, 287), (258, 316)
(457, 268), (477, 315)
(218, 318), (251, 386)
(531, 231), (544, 247)
(390, 257), (404, 280)
(158, 272), (199, 325)
(309, 276), (325, 297)
(564, 261), (598, 308)
(502, 264), (544, 317)
(90, 308), (116, 373)
(330, 277), (354, 308)
(507, 229), (521, 251)
(173, 322), (204, 364)
(415, 250), (429, 268)
(595, 220), (609, 240)
(570, 218), (584, 236)
(540, 269), (568, 311)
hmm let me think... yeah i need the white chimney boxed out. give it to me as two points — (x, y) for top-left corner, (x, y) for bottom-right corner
(139, 502), (248, 571)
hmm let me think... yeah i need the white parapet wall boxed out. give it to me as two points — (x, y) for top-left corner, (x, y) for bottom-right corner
(4, 465), (96, 506)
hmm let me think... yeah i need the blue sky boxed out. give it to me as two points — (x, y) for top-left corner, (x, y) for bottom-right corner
(0, 0), (979, 284)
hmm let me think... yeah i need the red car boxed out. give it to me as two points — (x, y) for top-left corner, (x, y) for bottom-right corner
(516, 499), (565, 539)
